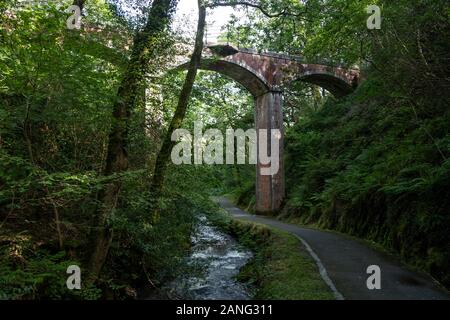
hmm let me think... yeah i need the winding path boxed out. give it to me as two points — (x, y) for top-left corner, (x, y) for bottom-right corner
(216, 197), (449, 300)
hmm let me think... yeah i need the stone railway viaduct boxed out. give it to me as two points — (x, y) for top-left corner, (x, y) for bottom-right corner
(181, 44), (361, 214)
(71, 23), (362, 213)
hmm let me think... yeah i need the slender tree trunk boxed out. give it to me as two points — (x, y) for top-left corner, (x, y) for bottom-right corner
(23, 98), (34, 164)
(88, 0), (177, 282)
(45, 187), (64, 250)
(150, 1), (206, 218)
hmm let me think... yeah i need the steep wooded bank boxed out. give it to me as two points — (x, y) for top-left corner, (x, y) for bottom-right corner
(232, 0), (450, 288)
(281, 74), (450, 288)
(283, 2), (450, 288)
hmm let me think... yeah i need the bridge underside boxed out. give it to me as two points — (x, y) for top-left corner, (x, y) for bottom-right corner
(298, 74), (355, 98)
(198, 59), (269, 97)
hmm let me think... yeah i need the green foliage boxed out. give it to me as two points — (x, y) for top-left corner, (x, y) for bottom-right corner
(1, 0), (221, 299)
(0, 242), (97, 300)
(103, 193), (198, 292)
(0, 149), (101, 219)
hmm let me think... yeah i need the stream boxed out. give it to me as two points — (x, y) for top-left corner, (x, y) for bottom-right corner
(166, 216), (253, 300)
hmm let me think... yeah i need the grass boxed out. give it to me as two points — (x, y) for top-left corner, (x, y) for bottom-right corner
(209, 211), (335, 300)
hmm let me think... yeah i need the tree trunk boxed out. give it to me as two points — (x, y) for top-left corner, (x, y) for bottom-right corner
(88, 0), (177, 282)
(72, 0), (85, 11)
(150, 1), (206, 218)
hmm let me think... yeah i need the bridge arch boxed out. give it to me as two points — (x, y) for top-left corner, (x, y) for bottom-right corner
(297, 73), (354, 98)
(178, 58), (270, 97)
(296, 73), (356, 98)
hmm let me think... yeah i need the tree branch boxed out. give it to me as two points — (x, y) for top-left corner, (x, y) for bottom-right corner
(207, 0), (307, 19)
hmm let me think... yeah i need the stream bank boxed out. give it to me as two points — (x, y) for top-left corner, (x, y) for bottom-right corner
(162, 216), (253, 300)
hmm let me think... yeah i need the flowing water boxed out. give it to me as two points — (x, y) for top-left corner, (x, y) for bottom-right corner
(166, 216), (253, 300)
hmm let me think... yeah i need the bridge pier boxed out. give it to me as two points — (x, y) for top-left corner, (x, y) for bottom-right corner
(255, 91), (285, 214)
